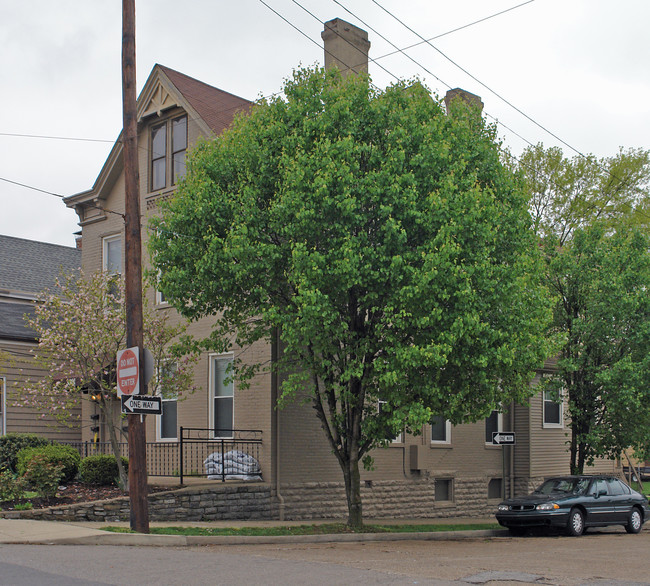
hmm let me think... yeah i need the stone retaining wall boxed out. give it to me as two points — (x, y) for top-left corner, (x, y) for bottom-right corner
(3, 476), (504, 522)
(4, 484), (272, 523)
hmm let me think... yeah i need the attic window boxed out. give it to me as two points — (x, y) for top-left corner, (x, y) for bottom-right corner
(150, 115), (187, 192)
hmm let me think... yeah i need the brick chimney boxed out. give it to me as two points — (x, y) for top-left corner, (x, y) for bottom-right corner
(444, 88), (484, 115)
(321, 18), (370, 77)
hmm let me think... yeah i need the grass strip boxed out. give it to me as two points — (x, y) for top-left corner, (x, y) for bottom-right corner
(102, 522), (500, 536)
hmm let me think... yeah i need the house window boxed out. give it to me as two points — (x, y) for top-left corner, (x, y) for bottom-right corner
(430, 415), (451, 444)
(211, 355), (234, 438)
(485, 410), (503, 444)
(488, 478), (503, 499)
(102, 234), (122, 274)
(150, 115), (187, 192)
(378, 400), (403, 443)
(172, 116), (187, 184)
(156, 362), (177, 441)
(435, 478), (452, 501)
(543, 388), (563, 427)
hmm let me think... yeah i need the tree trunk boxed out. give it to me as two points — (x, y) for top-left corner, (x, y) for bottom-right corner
(101, 395), (129, 491)
(343, 452), (363, 529)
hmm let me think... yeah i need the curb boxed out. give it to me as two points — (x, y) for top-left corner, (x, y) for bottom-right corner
(7, 528), (509, 546)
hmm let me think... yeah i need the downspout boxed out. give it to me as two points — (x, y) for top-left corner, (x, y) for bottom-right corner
(273, 328), (285, 520)
(510, 401), (515, 498)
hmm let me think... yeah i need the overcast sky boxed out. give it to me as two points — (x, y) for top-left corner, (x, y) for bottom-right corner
(1, 0), (648, 248)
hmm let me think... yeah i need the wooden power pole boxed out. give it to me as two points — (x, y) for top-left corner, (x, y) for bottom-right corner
(122, 0), (149, 533)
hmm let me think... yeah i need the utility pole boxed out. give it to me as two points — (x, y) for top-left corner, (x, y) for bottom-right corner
(122, 0), (149, 533)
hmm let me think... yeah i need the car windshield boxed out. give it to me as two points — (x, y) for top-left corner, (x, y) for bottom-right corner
(534, 478), (589, 495)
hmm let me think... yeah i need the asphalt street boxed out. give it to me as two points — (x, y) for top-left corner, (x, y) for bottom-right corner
(0, 529), (648, 585)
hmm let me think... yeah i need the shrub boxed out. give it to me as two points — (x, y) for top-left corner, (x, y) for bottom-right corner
(23, 454), (64, 499)
(0, 469), (27, 502)
(79, 454), (128, 486)
(16, 444), (81, 483)
(0, 433), (51, 473)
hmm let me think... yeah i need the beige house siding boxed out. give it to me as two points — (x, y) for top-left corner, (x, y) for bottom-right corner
(1, 340), (81, 441)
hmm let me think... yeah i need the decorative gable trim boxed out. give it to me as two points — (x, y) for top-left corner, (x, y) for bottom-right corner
(139, 83), (180, 121)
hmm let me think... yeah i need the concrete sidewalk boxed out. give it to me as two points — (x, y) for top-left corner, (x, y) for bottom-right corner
(0, 517), (505, 546)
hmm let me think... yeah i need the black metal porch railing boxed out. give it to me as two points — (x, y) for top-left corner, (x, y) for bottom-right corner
(63, 428), (263, 484)
(179, 428), (263, 484)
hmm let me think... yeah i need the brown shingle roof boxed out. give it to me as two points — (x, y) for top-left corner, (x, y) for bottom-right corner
(158, 65), (253, 135)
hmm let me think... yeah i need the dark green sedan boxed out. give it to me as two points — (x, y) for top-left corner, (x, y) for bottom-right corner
(496, 475), (650, 536)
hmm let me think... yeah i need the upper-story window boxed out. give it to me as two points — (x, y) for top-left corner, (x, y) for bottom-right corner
(430, 415), (451, 444)
(150, 115), (187, 192)
(543, 388), (563, 427)
(103, 234), (122, 275)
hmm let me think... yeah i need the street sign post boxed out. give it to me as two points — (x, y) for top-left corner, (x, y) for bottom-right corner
(121, 395), (162, 415)
(117, 346), (140, 397)
(492, 431), (516, 446)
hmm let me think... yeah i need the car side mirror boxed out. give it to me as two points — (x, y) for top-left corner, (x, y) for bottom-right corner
(598, 489), (607, 497)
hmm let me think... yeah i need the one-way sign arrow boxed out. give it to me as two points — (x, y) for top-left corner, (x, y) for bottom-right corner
(492, 432), (516, 445)
(121, 395), (162, 415)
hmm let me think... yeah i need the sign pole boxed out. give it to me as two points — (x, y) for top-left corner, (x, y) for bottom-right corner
(122, 0), (149, 534)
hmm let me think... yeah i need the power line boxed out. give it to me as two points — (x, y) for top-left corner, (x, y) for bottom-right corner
(0, 132), (113, 144)
(370, 0), (589, 160)
(0, 176), (64, 198)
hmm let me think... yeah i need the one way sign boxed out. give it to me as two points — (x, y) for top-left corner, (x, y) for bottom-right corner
(121, 395), (162, 415)
(492, 432), (516, 445)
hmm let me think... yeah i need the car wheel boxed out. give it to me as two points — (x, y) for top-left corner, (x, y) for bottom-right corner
(508, 527), (527, 537)
(567, 508), (584, 536)
(625, 508), (642, 534)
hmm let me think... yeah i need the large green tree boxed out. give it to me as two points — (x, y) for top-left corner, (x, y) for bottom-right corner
(150, 67), (552, 527)
(515, 143), (650, 473)
(545, 226), (650, 473)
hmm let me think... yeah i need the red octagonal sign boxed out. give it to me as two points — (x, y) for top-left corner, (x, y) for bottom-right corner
(117, 347), (140, 396)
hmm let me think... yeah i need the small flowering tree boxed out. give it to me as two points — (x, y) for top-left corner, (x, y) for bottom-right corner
(22, 271), (197, 490)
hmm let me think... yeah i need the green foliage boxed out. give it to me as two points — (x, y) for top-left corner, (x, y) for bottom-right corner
(16, 444), (81, 483)
(79, 454), (129, 486)
(512, 143), (650, 245)
(151, 66), (553, 526)
(0, 469), (27, 502)
(0, 433), (51, 473)
(22, 454), (64, 498)
(544, 225), (650, 472)
(24, 270), (198, 491)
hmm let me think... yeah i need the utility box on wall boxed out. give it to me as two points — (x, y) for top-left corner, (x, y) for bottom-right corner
(409, 444), (426, 471)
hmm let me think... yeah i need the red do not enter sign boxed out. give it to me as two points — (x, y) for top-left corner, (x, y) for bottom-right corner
(117, 347), (140, 396)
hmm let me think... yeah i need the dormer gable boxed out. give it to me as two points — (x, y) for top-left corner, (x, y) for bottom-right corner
(139, 82), (180, 120)
(64, 64), (252, 225)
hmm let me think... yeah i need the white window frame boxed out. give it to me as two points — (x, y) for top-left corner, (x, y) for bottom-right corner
(209, 354), (234, 439)
(102, 234), (122, 275)
(155, 288), (168, 306)
(430, 415), (451, 445)
(157, 396), (178, 441)
(543, 388), (564, 428)
(485, 410), (503, 445)
(378, 400), (403, 444)
(155, 362), (178, 442)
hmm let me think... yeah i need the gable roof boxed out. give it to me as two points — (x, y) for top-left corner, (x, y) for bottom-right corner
(64, 64), (252, 207)
(0, 235), (80, 298)
(158, 65), (252, 136)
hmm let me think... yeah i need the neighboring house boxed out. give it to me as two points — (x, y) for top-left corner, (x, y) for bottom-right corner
(0, 234), (82, 440)
(63, 18), (618, 521)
